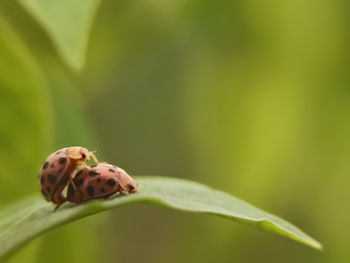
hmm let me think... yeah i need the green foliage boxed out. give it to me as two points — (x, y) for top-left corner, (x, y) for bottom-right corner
(1, 0), (346, 262)
(18, 0), (101, 71)
(0, 176), (321, 261)
(0, 19), (52, 204)
(0, 4), (100, 261)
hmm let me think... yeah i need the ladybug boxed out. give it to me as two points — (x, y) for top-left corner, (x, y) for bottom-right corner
(67, 163), (139, 204)
(40, 146), (99, 210)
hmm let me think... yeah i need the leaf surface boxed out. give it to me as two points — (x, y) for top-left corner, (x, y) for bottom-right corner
(0, 176), (322, 261)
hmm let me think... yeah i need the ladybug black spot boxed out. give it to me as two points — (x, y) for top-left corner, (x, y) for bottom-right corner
(89, 171), (99, 177)
(46, 186), (51, 193)
(108, 169), (115, 173)
(129, 184), (135, 191)
(91, 164), (98, 168)
(82, 153), (86, 159)
(50, 164), (55, 168)
(59, 157), (67, 164)
(41, 188), (47, 196)
(43, 162), (49, 169)
(106, 178), (116, 187)
(75, 178), (84, 186)
(48, 174), (57, 184)
(40, 176), (45, 184)
(101, 188), (105, 193)
(87, 185), (94, 197)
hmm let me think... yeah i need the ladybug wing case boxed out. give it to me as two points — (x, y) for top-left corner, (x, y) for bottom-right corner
(67, 164), (122, 203)
(40, 150), (71, 202)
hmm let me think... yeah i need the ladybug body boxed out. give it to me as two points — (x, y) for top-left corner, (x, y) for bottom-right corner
(40, 147), (98, 210)
(67, 163), (139, 203)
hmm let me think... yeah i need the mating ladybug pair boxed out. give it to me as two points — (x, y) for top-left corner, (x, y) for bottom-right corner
(40, 146), (139, 211)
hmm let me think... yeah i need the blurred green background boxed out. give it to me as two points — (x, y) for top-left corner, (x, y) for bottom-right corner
(0, 0), (349, 262)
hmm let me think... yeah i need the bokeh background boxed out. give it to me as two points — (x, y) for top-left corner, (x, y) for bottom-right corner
(0, 0), (349, 262)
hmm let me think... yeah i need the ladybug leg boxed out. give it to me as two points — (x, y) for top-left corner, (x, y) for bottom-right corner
(90, 151), (99, 163)
(69, 169), (79, 192)
(118, 188), (126, 196)
(70, 179), (78, 192)
(54, 202), (64, 211)
(89, 151), (111, 165)
(78, 162), (91, 170)
(53, 194), (67, 211)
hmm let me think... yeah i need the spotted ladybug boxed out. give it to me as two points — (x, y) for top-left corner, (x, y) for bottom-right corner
(40, 146), (99, 210)
(67, 163), (139, 204)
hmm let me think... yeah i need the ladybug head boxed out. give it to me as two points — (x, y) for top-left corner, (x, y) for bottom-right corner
(66, 147), (92, 161)
(118, 168), (139, 193)
(127, 181), (139, 193)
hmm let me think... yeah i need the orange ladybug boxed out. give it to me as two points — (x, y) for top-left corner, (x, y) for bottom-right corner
(67, 163), (139, 204)
(40, 147), (99, 210)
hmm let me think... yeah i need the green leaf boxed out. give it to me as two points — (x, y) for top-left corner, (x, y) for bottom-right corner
(0, 176), (322, 260)
(18, 0), (101, 71)
(0, 18), (53, 205)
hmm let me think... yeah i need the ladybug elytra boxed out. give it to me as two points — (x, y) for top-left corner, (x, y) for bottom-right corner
(67, 163), (139, 203)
